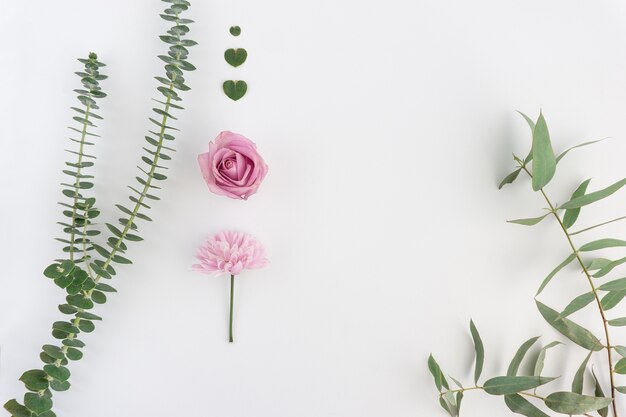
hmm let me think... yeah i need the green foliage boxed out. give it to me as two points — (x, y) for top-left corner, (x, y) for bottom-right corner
(223, 80), (248, 101)
(4, 2), (196, 416)
(430, 111), (625, 417)
(504, 394), (550, 417)
(507, 337), (539, 376)
(562, 179), (591, 228)
(544, 392), (612, 414)
(530, 112), (556, 191)
(483, 376), (555, 395)
(229, 25), (241, 36)
(224, 48), (247, 67)
(58, 53), (106, 265)
(469, 320), (484, 384)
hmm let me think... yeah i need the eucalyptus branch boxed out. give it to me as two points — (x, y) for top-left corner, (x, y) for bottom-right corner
(57, 53), (106, 265)
(4, 1), (196, 416)
(519, 164), (619, 416)
(429, 111), (624, 417)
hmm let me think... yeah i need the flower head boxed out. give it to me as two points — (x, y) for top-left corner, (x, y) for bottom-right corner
(198, 131), (268, 200)
(192, 231), (268, 276)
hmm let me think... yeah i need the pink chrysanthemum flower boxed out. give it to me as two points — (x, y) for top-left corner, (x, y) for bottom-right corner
(192, 231), (267, 343)
(192, 231), (268, 276)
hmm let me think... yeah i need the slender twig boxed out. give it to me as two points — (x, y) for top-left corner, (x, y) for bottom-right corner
(570, 215), (626, 236)
(229, 274), (235, 343)
(520, 165), (618, 417)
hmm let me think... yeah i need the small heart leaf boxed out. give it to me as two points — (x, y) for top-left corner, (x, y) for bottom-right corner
(224, 48), (247, 67)
(229, 26), (241, 36)
(223, 80), (248, 101)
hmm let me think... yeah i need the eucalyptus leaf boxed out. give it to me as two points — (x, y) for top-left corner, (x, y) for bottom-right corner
(615, 346), (626, 357)
(3, 399), (31, 417)
(507, 336), (540, 376)
(19, 369), (49, 391)
(24, 392), (53, 415)
(571, 351), (592, 394)
(598, 278), (626, 292)
(591, 369), (608, 417)
(593, 256), (626, 278)
(484, 376), (555, 395)
(544, 392), (612, 414)
(579, 238), (626, 252)
(601, 290), (626, 310)
(531, 112), (556, 191)
(562, 179), (591, 229)
(508, 213), (550, 226)
(499, 168), (522, 189)
(469, 320), (484, 384)
(608, 317), (626, 327)
(428, 355), (449, 392)
(504, 394), (550, 417)
(536, 253), (576, 296)
(535, 301), (603, 351)
(560, 178), (626, 210)
(533, 342), (561, 377)
(558, 292), (595, 319)
(616, 358), (626, 374)
(556, 139), (605, 164)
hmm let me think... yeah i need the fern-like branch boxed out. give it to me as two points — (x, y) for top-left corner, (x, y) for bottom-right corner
(4, 1), (196, 416)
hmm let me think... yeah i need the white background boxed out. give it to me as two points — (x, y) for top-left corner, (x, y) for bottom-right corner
(2, 0), (626, 416)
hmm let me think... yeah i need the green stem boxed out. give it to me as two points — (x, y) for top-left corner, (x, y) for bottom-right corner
(68, 101), (92, 261)
(520, 165), (618, 417)
(63, 15), (185, 358)
(229, 274), (235, 343)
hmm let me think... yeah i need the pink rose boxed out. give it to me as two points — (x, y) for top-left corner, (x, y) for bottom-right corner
(198, 131), (268, 200)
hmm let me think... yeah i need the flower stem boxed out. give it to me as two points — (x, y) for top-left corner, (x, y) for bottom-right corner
(229, 274), (235, 343)
(520, 165), (618, 417)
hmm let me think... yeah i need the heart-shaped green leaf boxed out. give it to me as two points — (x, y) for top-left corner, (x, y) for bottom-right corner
(3, 399), (31, 417)
(224, 48), (247, 67)
(229, 26), (241, 36)
(24, 392), (53, 415)
(223, 80), (247, 101)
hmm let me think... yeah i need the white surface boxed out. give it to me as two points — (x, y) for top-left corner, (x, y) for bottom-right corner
(2, 0), (626, 416)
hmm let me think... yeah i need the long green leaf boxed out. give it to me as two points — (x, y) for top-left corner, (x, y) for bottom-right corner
(601, 290), (626, 310)
(536, 253), (576, 296)
(591, 369), (609, 417)
(517, 110), (535, 164)
(562, 179), (591, 229)
(484, 376), (555, 395)
(544, 392), (612, 414)
(593, 256), (626, 278)
(470, 320), (484, 384)
(499, 168), (522, 189)
(571, 351), (592, 394)
(556, 139), (605, 164)
(531, 112), (556, 191)
(558, 292), (595, 319)
(504, 394), (551, 417)
(507, 336), (540, 376)
(428, 354), (449, 392)
(579, 238), (626, 252)
(508, 213), (550, 226)
(598, 278), (626, 292)
(533, 342), (562, 377)
(607, 317), (626, 327)
(560, 178), (626, 209)
(614, 346), (626, 357)
(535, 301), (603, 351)
(616, 358), (626, 374)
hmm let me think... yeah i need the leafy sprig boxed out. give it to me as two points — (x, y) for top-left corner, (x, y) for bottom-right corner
(4, 1), (196, 416)
(429, 111), (626, 416)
